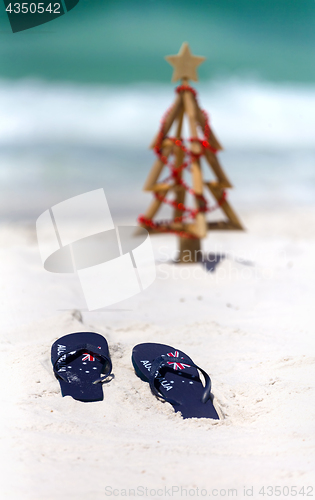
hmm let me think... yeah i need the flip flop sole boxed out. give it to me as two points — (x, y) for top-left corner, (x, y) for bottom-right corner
(51, 332), (111, 402)
(132, 343), (219, 419)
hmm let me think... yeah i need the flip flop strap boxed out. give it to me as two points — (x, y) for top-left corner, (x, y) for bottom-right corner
(149, 354), (212, 405)
(53, 343), (112, 384)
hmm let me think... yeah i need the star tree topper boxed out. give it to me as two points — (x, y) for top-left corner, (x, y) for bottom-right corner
(165, 42), (206, 82)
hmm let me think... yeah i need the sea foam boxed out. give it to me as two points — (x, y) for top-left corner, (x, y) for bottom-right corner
(0, 78), (314, 219)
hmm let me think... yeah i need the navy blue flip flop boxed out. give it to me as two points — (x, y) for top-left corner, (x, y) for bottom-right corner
(51, 332), (112, 402)
(132, 343), (220, 419)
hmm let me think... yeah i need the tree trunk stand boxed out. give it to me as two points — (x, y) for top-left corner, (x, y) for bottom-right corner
(178, 237), (202, 263)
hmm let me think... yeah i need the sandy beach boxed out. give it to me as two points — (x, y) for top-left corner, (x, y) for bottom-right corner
(0, 206), (314, 499)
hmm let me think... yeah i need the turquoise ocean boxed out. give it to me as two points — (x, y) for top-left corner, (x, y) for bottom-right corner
(0, 0), (315, 221)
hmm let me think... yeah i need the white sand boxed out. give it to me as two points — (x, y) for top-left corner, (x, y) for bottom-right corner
(0, 207), (314, 499)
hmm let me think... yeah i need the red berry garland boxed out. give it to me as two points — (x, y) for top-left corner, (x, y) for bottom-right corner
(138, 84), (226, 238)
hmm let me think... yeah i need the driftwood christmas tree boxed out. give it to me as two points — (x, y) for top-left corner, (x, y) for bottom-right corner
(138, 43), (244, 263)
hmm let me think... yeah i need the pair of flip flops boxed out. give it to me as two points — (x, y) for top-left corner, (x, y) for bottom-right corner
(51, 332), (219, 420)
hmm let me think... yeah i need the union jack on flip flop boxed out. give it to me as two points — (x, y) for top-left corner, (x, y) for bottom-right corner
(82, 353), (95, 361)
(166, 351), (190, 370)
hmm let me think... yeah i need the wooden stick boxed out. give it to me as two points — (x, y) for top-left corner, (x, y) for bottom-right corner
(205, 182), (244, 229)
(183, 89), (207, 238)
(203, 149), (233, 188)
(143, 98), (184, 223)
(173, 185), (186, 220)
(191, 94), (223, 151)
(191, 160), (203, 194)
(178, 237), (202, 263)
(143, 144), (173, 191)
(191, 159), (207, 238)
(140, 189), (170, 222)
(194, 215), (207, 238)
(144, 223), (195, 235)
(207, 221), (243, 230)
(172, 122), (186, 220)
(196, 108), (223, 151)
(176, 106), (184, 138)
(185, 222), (202, 238)
(186, 90), (231, 187)
(182, 90), (200, 143)
(150, 183), (172, 192)
(170, 106), (187, 220)
(149, 94), (183, 149)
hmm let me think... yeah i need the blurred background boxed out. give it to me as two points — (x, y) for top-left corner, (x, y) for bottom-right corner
(1, 0), (315, 223)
